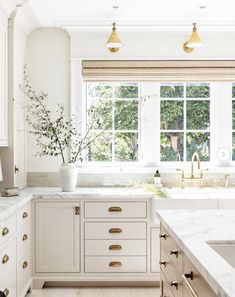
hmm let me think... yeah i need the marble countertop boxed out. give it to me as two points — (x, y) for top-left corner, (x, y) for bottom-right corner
(157, 209), (235, 297)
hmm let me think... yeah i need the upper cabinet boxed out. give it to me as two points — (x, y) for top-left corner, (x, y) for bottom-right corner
(0, 14), (8, 146)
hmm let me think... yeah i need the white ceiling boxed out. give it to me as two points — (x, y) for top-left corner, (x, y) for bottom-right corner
(28, 0), (235, 31)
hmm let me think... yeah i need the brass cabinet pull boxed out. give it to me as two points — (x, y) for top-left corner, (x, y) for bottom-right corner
(75, 206), (80, 215)
(159, 233), (166, 239)
(109, 261), (122, 267)
(4, 288), (9, 297)
(23, 212), (28, 219)
(23, 260), (28, 269)
(2, 227), (9, 236)
(108, 207), (122, 212)
(159, 260), (166, 267)
(109, 244), (122, 250)
(22, 234), (28, 241)
(182, 274), (198, 297)
(170, 280), (178, 290)
(109, 228), (122, 234)
(169, 248), (179, 258)
(2, 254), (9, 264)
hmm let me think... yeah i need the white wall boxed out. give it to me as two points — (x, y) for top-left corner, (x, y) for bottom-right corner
(26, 28), (70, 172)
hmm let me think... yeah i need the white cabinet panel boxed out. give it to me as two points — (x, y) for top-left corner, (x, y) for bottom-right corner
(35, 201), (80, 273)
(150, 227), (160, 273)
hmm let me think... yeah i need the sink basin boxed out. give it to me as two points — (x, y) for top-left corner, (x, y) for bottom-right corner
(208, 241), (235, 269)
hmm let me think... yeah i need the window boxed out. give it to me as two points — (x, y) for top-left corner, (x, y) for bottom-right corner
(86, 82), (140, 163)
(160, 83), (211, 162)
(232, 83), (235, 160)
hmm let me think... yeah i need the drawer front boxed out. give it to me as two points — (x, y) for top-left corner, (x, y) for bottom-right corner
(160, 248), (183, 297)
(84, 202), (147, 218)
(0, 238), (16, 279)
(85, 240), (146, 256)
(161, 272), (174, 297)
(85, 256), (146, 273)
(17, 253), (31, 297)
(17, 203), (31, 230)
(0, 269), (16, 297)
(1, 215), (16, 247)
(183, 256), (217, 297)
(160, 224), (183, 274)
(85, 222), (146, 239)
(17, 223), (31, 262)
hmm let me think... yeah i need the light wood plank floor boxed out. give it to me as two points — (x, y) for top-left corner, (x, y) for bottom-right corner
(27, 287), (160, 297)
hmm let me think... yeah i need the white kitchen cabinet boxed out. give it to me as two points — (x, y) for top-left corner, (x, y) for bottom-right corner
(35, 201), (80, 273)
(150, 227), (160, 273)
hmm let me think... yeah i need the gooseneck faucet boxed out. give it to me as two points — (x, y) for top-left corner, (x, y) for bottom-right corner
(191, 152), (201, 178)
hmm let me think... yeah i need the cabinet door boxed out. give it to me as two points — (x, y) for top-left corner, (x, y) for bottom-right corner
(0, 21), (8, 146)
(35, 201), (80, 273)
(150, 227), (160, 273)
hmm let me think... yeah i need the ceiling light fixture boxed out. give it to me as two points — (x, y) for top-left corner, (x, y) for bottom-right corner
(106, 22), (122, 53)
(183, 22), (204, 53)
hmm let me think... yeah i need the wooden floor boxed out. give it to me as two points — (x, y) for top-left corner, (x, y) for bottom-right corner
(27, 287), (160, 297)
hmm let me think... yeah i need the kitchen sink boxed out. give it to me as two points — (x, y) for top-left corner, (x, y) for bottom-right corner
(207, 241), (235, 269)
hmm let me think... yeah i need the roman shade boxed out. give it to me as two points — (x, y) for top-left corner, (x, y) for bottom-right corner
(82, 60), (235, 82)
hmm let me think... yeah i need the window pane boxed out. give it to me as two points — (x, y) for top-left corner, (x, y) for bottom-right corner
(88, 133), (112, 161)
(186, 100), (210, 130)
(160, 83), (184, 98)
(186, 132), (210, 161)
(232, 101), (235, 130)
(115, 83), (139, 99)
(232, 83), (235, 98)
(88, 100), (112, 130)
(88, 83), (112, 99)
(186, 83), (210, 98)
(160, 132), (184, 161)
(115, 133), (138, 161)
(232, 132), (235, 160)
(115, 101), (138, 130)
(160, 100), (184, 130)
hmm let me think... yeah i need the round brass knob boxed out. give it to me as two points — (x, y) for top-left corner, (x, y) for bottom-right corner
(2, 254), (9, 264)
(4, 288), (9, 297)
(2, 227), (9, 236)
(22, 212), (28, 219)
(23, 260), (28, 269)
(169, 248), (179, 257)
(170, 280), (178, 289)
(23, 234), (28, 241)
(159, 233), (166, 239)
(159, 260), (166, 267)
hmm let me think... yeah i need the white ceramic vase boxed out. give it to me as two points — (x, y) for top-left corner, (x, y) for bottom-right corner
(59, 163), (78, 192)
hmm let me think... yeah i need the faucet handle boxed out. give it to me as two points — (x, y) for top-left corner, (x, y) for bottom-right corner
(225, 174), (230, 188)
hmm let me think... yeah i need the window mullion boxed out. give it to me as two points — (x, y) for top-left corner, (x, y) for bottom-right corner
(184, 82), (187, 162)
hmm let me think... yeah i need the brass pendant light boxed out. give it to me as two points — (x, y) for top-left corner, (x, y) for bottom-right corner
(183, 22), (204, 53)
(106, 22), (122, 53)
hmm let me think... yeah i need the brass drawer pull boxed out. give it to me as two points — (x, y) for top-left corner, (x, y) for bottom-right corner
(109, 261), (122, 267)
(170, 280), (178, 290)
(2, 227), (9, 236)
(159, 260), (166, 267)
(4, 288), (9, 297)
(159, 233), (166, 239)
(23, 260), (28, 269)
(2, 254), (9, 264)
(109, 228), (122, 234)
(182, 274), (198, 297)
(169, 248), (179, 257)
(109, 244), (122, 250)
(23, 234), (28, 241)
(75, 207), (80, 215)
(108, 207), (122, 212)
(23, 212), (28, 219)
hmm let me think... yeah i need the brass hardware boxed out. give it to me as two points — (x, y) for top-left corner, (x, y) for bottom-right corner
(183, 23), (203, 53)
(159, 233), (166, 239)
(75, 206), (80, 215)
(169, 248), (179, 258)
(182, 274), (198, 297)
(106, 22), (122, 53)
(2, 254), (9, 264)
(23, 212), (28, 219)
(159, 260), (166, 267)
(109, 261), (122, 267)
(108, 206), (122, 212)
(170, 280), (178, 290)
(183, 41), (193, 53)
(2, 227), (9, 236)
(185, 271), (194, 280)
(191, 152), (200, 178)
(23, 234), (28, 241)
(4, 288), (9, 297)
(109, 228), (122, 234)
(14, 165), (19, 173)
(225, 174), (230, 188)
(23, 260), (28, 269)
(109, 244), (122, 250)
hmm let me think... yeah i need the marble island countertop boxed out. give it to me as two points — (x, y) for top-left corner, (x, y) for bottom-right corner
(157, 209), (235, 297)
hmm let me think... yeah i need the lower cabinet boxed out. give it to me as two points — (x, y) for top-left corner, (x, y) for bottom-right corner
(35, 201), (80, 273)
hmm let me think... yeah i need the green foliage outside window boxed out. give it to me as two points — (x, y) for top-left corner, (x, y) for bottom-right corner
(186, 100), (210, 130)
(186, 83), (210, 98)
(160, 83), (184, 98)
(160, 101), (184, 130)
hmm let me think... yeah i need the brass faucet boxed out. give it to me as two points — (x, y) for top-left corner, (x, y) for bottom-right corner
(191, 152), (201, 178)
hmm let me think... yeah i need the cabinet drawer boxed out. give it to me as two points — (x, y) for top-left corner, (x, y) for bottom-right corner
(161, 272), (174, 297)
(17, 253), (31, 297)
(85, 256), (146, 273)
(85, 222), (146, 239)
(17, 203), (31, 230)
(17, 223), (31, 262)
(0, 238), (16, 279)
(160, 248), (183, 297)
(85, 240), (146, 256)
(160, 224), (183, 274)
(183, 255), (217, 297)
(84, 202), (147, 218)
(0, 269), (16, 297)
(0, 215), (16, 247)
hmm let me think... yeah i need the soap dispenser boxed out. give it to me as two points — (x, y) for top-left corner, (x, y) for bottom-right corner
(154, 170), (162, 187)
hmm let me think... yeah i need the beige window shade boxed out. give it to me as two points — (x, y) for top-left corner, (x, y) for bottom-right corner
(82, 60), (235, 82)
